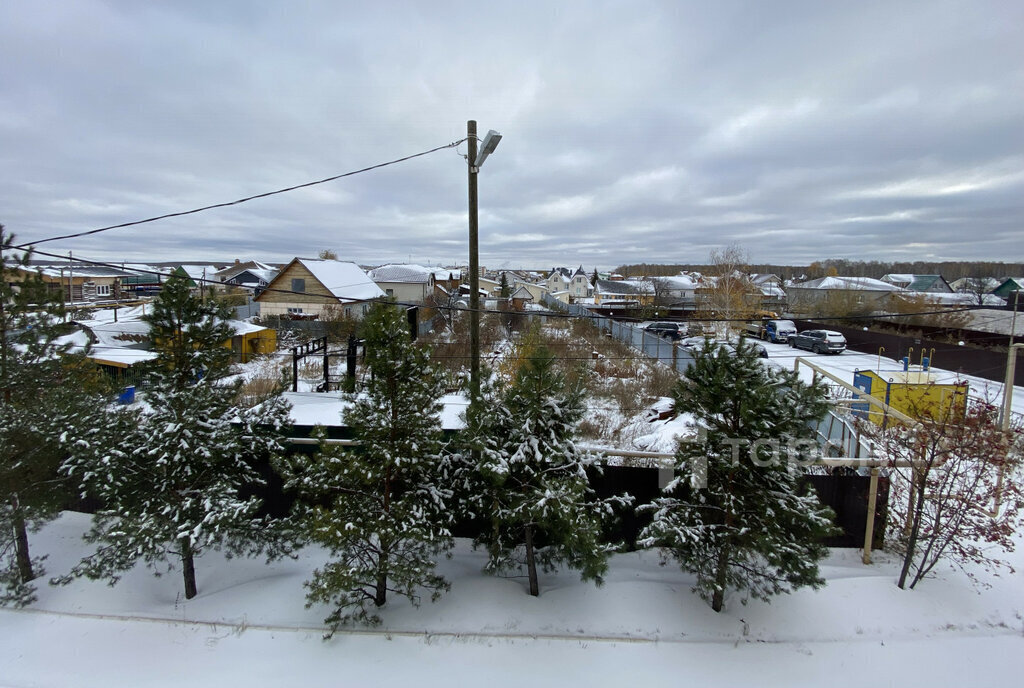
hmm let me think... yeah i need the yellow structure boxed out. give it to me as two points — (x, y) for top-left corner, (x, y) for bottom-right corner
(852, 369), (968, 426)
(227, 322), (277, 363)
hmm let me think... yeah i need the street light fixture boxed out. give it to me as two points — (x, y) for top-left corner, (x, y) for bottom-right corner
(466, 120), (501, 398)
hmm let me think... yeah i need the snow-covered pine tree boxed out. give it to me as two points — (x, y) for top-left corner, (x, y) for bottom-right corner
(640, 339), (836, 612)
(0, 225), (104, 605)
(282, 303), (452, 631)
(469, 341), (625, 596)
(59, 275), (291, 599)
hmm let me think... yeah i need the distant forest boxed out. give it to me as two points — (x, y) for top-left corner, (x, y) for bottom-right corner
(615, 259), (1024, 281)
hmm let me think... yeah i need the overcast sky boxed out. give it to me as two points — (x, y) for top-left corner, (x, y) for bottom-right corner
(2, 0), (1021, 270)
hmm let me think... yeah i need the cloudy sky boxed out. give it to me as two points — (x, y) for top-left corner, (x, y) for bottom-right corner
(1, 0), (1021, 270)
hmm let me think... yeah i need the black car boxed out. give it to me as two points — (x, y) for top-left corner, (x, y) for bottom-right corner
(644, 322), (683, 341)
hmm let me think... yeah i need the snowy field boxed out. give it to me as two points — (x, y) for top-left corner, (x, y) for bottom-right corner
(4, 339), (1023, 686)
(2, 510), (1022, 687)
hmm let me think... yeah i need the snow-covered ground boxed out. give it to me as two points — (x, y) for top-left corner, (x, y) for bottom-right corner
(3, 511), (1022, 687)
(5, 336), (1023, 686)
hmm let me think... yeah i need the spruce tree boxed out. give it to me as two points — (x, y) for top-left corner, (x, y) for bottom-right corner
(282, 304), (452, 631)
(0, 226), (101, 605)
(640, 339), (836, 611)
(60, 275), (291, 599)
(467, 341), (624, 596)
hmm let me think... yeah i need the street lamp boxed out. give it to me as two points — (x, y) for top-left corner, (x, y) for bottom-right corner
(467, 120), (501, 398)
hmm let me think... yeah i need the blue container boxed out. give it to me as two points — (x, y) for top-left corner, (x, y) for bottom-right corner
(118, 386), (136, 405)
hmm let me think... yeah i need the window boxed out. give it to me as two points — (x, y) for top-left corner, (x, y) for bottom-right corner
(345, 307), (352, 317)
(287, 307), (303, 314)
(95, 284), (111, 296)
(385, 288), (394, 297)
(361, 304), (369, 315)
(291, 278), (305, 293)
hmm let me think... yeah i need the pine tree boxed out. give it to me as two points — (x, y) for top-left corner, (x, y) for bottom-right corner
(466, 341), (625, 596)
(1, 225), (102, 605)
(499, 272), (511, 299)
(282, 304), (452, 631)
(640, 339), (836, 612)
(591, 267), (599, 286)
(59, 275), (291, 599)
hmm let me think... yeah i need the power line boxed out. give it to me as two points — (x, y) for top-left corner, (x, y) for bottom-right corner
(13, 139), (467, 250)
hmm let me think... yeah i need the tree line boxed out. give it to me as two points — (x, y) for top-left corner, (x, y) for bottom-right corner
(617, 259), (1024, 281)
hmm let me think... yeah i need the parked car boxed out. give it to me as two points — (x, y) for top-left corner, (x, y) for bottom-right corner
(644, 321), (683, 341)
(789, 329), (847, 354)
(744, 318), (798, 343)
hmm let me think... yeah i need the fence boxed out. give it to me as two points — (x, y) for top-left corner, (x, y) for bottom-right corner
(542, 294), (697, 375)
(544, 295), (868, 459)
(793, 318), (1024, 387)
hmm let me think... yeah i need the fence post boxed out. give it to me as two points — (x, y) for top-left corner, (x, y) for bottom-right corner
(863, 467), (880, 564)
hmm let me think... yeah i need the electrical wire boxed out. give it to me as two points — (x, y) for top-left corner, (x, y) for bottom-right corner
(13, 139), (468, 250)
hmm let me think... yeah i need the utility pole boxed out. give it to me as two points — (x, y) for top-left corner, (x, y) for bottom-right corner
(467, 119), (480, 398)
(0, 229), (7, 403)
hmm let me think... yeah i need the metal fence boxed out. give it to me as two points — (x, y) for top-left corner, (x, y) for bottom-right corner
(543, 294), (863, 457)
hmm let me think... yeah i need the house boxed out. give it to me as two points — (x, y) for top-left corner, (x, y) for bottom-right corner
(881, 274), (953, 293)
(511, 279), (549, 305)
(786, 276), (902, 315)
(593, 278), (654, 307)
(950, 277), (1002, 296)
(12, 264), (135, 303)
(544, 267), (573, 294)
(223, 267), (278, 296)
(368, 264), (436, 303)
(431, 268), (461, 294)
(509, 285), (535, 311)
(255, 258), (385, 319)
(650, 274), (698, 310)
(215, 260), (279, 296)
(993, 277), (1024, 300)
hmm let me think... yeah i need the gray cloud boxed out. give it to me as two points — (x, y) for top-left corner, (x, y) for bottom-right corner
(1, 0), (1021, 270)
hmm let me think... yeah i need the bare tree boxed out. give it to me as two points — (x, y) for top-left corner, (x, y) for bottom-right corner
(700, 244), (755, 339)
(861, 395), (1022, 589)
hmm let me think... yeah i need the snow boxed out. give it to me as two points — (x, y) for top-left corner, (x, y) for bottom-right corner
(2, 512), (1022, 686)
(281, 391), (468, 430)
(297, 259), (385, 302)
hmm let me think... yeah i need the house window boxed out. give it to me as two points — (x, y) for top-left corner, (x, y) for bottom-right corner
(96, 284), (111, 296)
(385, 288), (394, 297)
(361, 304), (369, 315)
(287, 307), (303, 314)
(345, 307), (352, 317)
(291, 278), (305, 293)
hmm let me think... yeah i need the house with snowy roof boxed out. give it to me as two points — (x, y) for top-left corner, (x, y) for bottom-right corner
(881, 274), (953, 293)
(367, 264), (436, 303)
(255, 258), (385, 319)
(593, 278), (654, 307)
(12, 263), (134, 303)
(993, 277), (1024, 300)
(786, 276), (903, 315)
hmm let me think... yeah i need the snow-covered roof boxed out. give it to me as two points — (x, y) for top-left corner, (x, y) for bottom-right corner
(595, 279), (653, 295)
(792, 276), (902, 291)
(368, 264), (434, 284)
(32, 265), (134, 279)
(278, 391), (467, 430)
(297, 259), (385, 302)
(86, 347), (159, 368)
